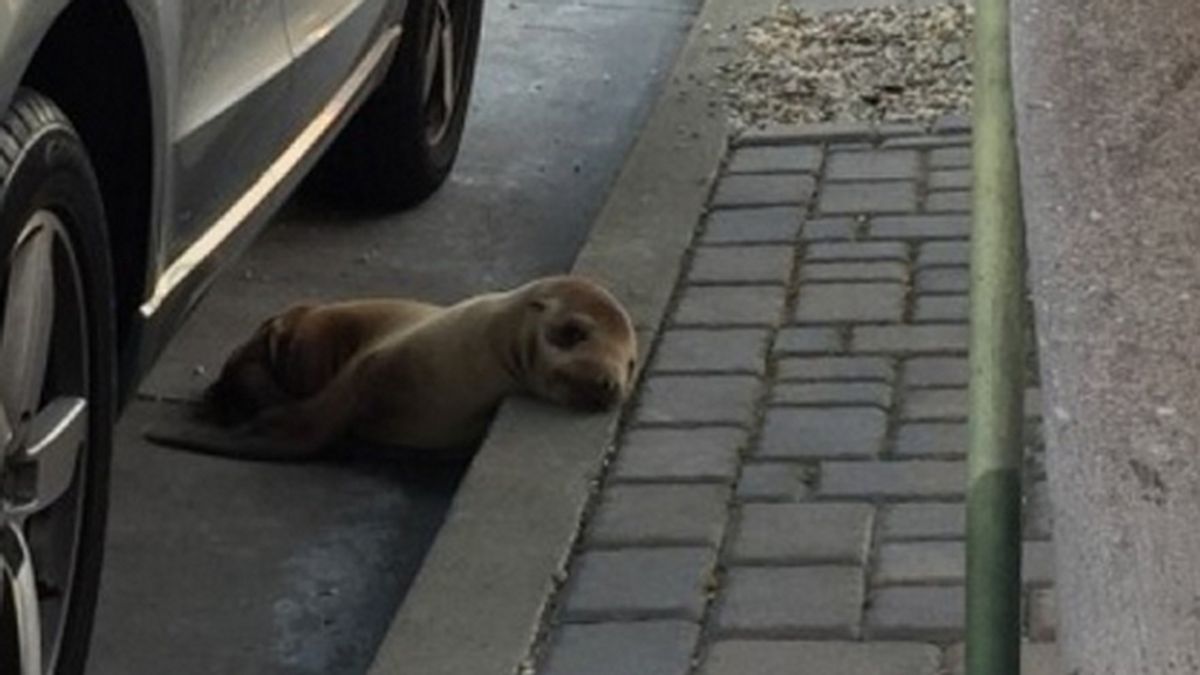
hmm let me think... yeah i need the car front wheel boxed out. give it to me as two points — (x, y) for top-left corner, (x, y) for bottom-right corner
(0, 89), (115, 675)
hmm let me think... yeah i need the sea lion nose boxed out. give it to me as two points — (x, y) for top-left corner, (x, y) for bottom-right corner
(601, 376), (619, 396)
(577, 376), (621, 411)
(597, 375), (628, 408)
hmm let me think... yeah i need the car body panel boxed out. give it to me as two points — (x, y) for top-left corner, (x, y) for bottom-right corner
(284, 0), (393, 145)
(125, 1), (293, 266)
(0, 0), (71, 114)
(126, 24), (404, 397)
(2, 0), (410, 399)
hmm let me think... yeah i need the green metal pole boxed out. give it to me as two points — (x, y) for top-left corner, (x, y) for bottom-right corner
(966, 0), (1025, 671)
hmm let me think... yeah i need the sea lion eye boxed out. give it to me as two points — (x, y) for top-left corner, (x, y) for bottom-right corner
(627, 358), (636, 376)
(548, 320), (589, 350)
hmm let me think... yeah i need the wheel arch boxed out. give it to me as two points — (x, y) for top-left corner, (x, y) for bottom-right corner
(19, 1), (155, 390)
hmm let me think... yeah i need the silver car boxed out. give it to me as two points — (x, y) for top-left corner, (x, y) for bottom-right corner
(0, 1), (484, 672)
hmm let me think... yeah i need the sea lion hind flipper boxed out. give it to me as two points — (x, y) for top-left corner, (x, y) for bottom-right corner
(142, 401), (331, 462)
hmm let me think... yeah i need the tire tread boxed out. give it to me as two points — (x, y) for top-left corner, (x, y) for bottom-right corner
(0, 89), (74, 185)
(0, 85), (112, 675)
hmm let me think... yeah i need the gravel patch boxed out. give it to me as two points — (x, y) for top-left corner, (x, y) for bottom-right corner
(721, 2), (974, 128)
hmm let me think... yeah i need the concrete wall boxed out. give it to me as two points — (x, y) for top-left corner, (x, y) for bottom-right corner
(1012, 1), (1200, 671)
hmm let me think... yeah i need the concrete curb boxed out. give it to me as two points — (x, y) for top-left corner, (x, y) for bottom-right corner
(367, 0), (776, 672)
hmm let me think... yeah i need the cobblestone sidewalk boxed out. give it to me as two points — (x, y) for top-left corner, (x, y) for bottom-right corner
(528, 122), (1059, 675)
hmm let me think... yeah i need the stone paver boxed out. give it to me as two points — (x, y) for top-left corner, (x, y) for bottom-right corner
(929, 170), (972, 190)
(540, 621), (700, 675)
(806, 241), (908, 262)
(774, 326), (842, 355)
(828, 142), (879, 152)
(901, 389), (968, 421)
(735, 121), (877, 145)
(826, 150), (919, 180)
(867, 586), (964, 640)
(802, 217), (857, 241)
(1028, 588), (1058, 641)
(715, 566), (864, 638)
(673, 285), (786, 326)
(903, 389), (1037, 423)
(930, 145), (971, 168)
(699, 641), (942, 675)
(873, 137), (949, 149)
(776, 356), (893, 382)
(759, 408), (887, 459)
(884, 132), (968, 148)
(794, 283), (905, 324)
(728, 145), (823, 174)
(1024, 479), (1054, 540)
(933, 116), (970, 134)
(870, 215), (969, 240)
(712, 174), (816, 207)
(894, 423), (966, 458)
(651, 329), (770, 375)
(730, 503), (874, 565)
(1025, 388), (1044, 419)
(689, 246), (794, 284)
(536, 125), (1057, 675)
(703, 208), (803, 244)
(881, 504), (965, 540)
(915, 267), (970, 293)
(560, 548), (716, 621)
(913, 295), (968, 323)
(819, 461), (966, 499)
(916, 241), (969, 267)
(904, 357), (969, 388)
(613, 428), (744, 483)
(925, 191), (970, 213)
(874, 542), (964, 585)
(872, 541), (1053, 587)
(771, 382), (892, 409)
(736, 463), (815, 502)
(1021, 645), (1064, 675)
(587, 485), (730, 547)
(819, 182), (918, 215)
(1024, 541), (1056, 587)
(853, 325), (969, 354)
(801, 261), (908, 283)
(944, 643), (1064, 675)
(636, 375), (761, 426)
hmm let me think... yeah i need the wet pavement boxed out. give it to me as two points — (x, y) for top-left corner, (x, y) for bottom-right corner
(87, 0), (697, 672)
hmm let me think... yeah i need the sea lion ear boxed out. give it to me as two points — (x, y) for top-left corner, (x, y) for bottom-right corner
(529, 298), (548, 312)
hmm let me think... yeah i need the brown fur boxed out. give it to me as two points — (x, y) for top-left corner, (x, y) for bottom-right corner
(203, 276), (637, 459)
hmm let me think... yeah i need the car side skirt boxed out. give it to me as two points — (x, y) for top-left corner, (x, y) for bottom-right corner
(119, 24), (402, 402)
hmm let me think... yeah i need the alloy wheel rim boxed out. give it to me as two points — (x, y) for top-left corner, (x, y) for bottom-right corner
(0, 210), (90, 675)
(421, 0), (470, 145)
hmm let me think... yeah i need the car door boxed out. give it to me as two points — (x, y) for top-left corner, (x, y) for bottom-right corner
(131, 0), (293, 263)
(282, 0), (395, 135)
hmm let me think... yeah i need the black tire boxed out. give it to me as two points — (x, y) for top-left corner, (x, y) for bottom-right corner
(311, 0), (486, 210)
(0, 88), (115, 675)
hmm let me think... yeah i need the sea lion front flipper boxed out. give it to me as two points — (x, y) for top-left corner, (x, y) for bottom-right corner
(235, 358), (369, 458)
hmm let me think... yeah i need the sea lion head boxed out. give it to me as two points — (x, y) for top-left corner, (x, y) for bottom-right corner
(519, 276), (638, 411)
(204, 305), (314, 424)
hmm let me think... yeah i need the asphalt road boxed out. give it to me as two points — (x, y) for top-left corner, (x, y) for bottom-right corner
(86, 0), (697, 673)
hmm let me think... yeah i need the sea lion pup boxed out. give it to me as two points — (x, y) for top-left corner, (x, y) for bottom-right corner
(202, 275), (638, 459)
